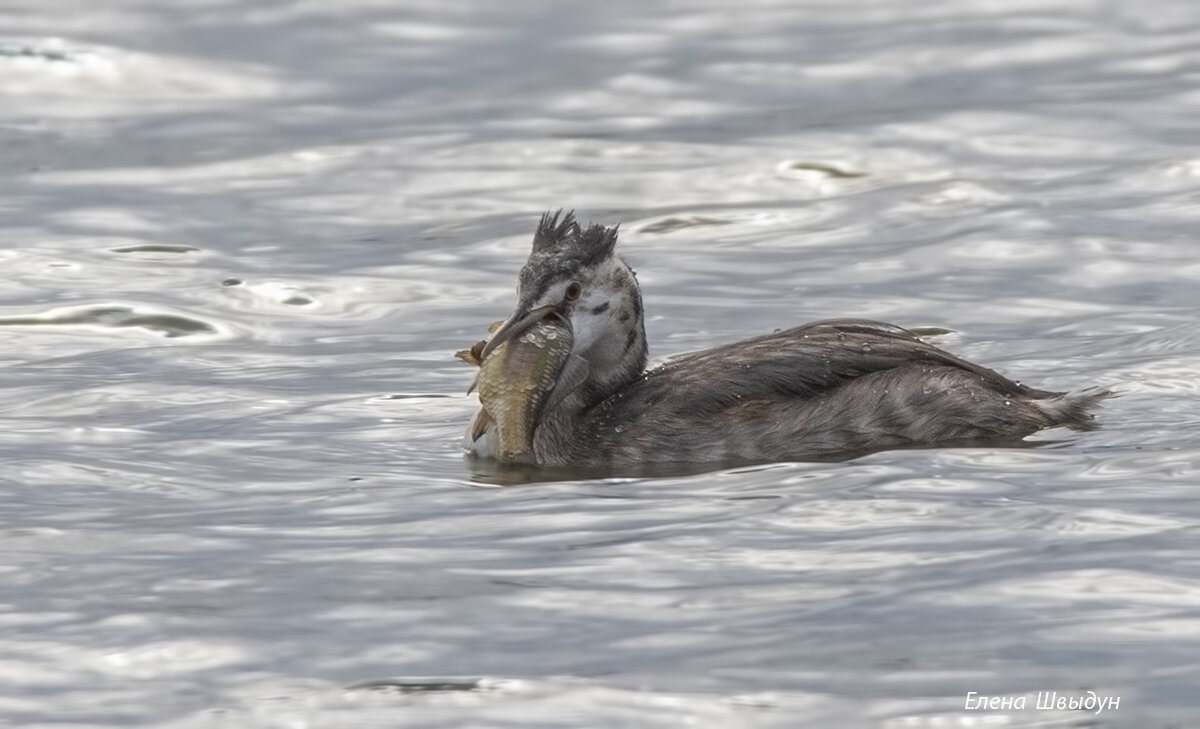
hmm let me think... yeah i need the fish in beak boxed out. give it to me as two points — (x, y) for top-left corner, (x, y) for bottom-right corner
(458, 308), (575, 463)
(478, 304), (563, 361)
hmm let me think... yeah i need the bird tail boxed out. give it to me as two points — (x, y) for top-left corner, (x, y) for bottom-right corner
(1032, 388), (1115, 430)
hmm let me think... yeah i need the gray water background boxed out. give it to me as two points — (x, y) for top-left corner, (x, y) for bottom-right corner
(3, 0), (1200, 726)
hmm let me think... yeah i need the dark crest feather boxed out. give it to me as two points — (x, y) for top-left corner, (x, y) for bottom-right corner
(530, 210), (620, 266)
(533, 209), (579, 252)
(575, 222), (619, 261)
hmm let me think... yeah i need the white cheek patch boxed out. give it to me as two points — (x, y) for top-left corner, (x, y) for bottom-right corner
(570, 310), (604, 352)
(580, 291), (613, 319)
(571, 293), (619, 346)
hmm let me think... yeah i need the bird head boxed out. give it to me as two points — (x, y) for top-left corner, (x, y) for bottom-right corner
(482, 210), (647, 405)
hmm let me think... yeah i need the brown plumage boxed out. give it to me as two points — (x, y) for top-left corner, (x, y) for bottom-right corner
(463, 211), (1111, 468)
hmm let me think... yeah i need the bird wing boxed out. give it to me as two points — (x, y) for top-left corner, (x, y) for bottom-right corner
(618, 319), (1051, 417)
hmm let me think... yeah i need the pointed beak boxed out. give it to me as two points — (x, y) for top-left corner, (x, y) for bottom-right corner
(479, 304), (566, 360)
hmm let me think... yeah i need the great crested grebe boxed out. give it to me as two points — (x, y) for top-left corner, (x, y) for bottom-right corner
(463, 211), (1109, 467)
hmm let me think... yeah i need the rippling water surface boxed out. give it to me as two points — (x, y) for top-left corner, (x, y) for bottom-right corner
(4, 1), (1200, 727)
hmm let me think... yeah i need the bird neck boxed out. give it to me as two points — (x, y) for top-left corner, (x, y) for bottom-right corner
(532, 280), (647, 465)
(583, 329), (646, 407)
(578, 288), (647, 407)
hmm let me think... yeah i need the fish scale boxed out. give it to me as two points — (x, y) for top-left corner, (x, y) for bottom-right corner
(470, 318), (573, 463)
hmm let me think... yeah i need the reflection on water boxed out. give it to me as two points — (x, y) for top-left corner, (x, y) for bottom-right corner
(464, 439), (1071, 487)
(3, 0), (1200, 727)
(0, 304), (220, 338)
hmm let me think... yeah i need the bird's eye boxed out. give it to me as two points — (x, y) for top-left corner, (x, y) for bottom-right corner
(564, 282), (582, 301)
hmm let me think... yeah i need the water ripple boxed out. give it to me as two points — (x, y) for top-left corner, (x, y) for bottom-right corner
(4, 0), (1200, 727)
(0, 303), (223, 339)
